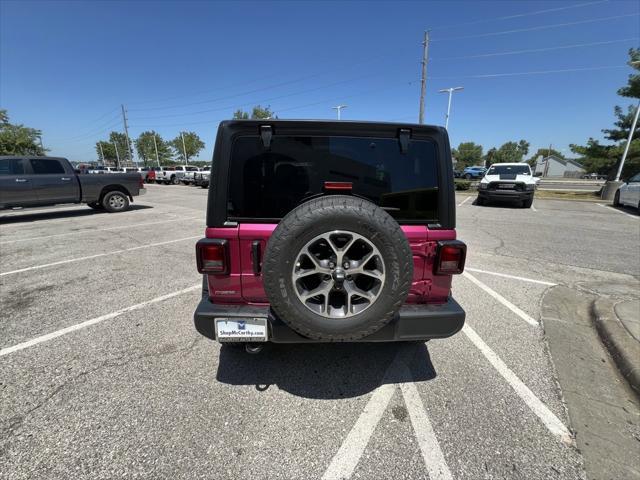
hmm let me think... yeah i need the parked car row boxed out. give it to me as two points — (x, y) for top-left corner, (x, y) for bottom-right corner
(87, 165), (211, 188)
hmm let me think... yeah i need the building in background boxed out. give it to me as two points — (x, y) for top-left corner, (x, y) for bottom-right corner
(533, 155), (584, 178)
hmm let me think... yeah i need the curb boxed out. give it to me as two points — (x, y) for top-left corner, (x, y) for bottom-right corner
(592, 297), (640, 395)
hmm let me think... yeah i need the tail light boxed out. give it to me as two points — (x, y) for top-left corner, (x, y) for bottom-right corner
(434, 240), (466, 275)
(196, 239), (229, 274)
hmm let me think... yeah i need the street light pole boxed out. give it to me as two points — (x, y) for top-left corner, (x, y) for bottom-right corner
(153, 134), (160, 168)
(438, 87), (464, 129)
(181, 132), (188, 166)
(615, 99), (640, 182)
(99, 143), (106, 165)
(418, 30), (430, 124)
(113, 141), (120, 169)
(332, 105), (348, 120)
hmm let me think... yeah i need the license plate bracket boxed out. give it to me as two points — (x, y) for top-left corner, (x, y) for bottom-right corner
(215, 317), (268, 342)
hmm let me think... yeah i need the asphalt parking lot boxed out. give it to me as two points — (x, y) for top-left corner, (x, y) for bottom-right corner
(1, 185), (639, 480)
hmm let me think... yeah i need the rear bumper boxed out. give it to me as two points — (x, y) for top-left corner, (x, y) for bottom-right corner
(479, 189), (533, 201)
(193, 296), (465, 343)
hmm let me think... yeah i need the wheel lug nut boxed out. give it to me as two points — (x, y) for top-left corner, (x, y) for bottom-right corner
(329, 262), (335, 269)
(343, 262), (349, 269)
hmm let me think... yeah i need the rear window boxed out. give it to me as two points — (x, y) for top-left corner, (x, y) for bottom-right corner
(228, 135), (439, 222)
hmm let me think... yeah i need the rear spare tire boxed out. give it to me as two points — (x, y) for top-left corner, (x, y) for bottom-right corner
(262, 195), (413, 341)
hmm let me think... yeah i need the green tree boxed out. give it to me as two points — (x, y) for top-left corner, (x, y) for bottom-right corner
(135, 131), (172, 166)
(526, 147), (565, 166)
(171, 131), (205, 163)
(95, 141), (115, 164)
(602, 105), (638, 141)
(490, 140), (530, 164)
(232, 105), (276, 119)
(570, 49), (640, 179)
(0, 109), (47, 156)
(95, 132), (130, 167)
(452, 142), (483, 169)
(483, 147), (497, 167)
(233, 109), (249, 119)
(617, 47), (639, 99)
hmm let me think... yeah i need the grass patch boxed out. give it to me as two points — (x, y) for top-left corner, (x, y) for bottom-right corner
(454, 179), (472, 191)
(534, 189), (601, 201)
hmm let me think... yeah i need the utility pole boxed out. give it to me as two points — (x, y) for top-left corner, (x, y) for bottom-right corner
(99, 142), (106, 165)
(181, 132), (188, 166)
(418, 30), (430, 124)
(121, 104), (135, 167)
(38, 136), (44, 155)
(332, 105), (348, 120)
(438, 87), (464, 129)
(113, 141), (120, 169)
(615, 99), (640, 181)
(153, 134), (160, 167)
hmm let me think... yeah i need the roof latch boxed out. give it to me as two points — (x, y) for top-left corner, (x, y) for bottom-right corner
(260, 125), (273, 149)
(398, 128), (411, 154)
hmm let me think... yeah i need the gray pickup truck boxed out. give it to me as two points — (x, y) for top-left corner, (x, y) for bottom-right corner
(0, 156), (146, 213)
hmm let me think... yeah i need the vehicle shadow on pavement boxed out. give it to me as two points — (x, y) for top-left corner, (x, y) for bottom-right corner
(215, 342), (436, 399)
(472, 199), (524, 209)
(611, 205), (640, 216)
(0, 204), (152, 224)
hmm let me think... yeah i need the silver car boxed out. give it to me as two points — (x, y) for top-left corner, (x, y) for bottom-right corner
(614, 172), (640, 210)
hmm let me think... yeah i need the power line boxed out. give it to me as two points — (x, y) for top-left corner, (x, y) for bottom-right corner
(432, 13), (639, 42)
(433, 38), (639, 61)
(72, 107), (120, 128)
(129, 73), (386, 121)
(128, 54), (393, 113)
(53, 118), (123, 145)
(430, 64), (627, 80)
(129, 80), (419, 129)
(126, 52), (393, 110)
(50, 112), (121, 142)
(430, 0), (609, 31)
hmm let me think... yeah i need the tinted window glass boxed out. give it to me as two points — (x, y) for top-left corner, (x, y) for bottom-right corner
(0, 158), (25, 175)
(30, 159), (65, 174)
(229, 136), (439, 222)
(487, 164), (530, 175)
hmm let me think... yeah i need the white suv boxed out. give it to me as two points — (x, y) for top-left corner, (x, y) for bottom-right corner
(477, 163), (537, 208)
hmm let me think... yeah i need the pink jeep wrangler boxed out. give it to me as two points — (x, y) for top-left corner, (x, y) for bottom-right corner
(194, 120), (466, 348)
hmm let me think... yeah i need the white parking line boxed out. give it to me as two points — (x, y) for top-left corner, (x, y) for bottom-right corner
(531, 204), (538, 212)
(597, 203), (639, 219)
(465, 267), (557, 286)
(462, 271), (538, 326)
(0, 235), (201, 277)
(322, 372), (396, 479)
(0, 217), (202, 244)
(0, 284), (200, 357)
(322, 348), (452, 480)
(457, 196), (471, 207)
(463, 324), (572, 444)
(399, 365), (453, 480)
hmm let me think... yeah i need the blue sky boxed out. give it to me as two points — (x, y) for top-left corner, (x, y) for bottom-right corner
(1, 0), (638, 162)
